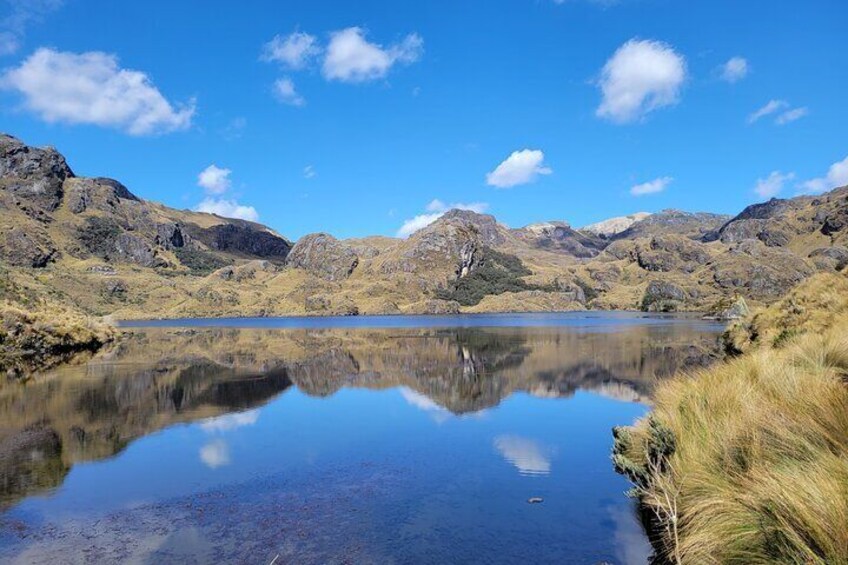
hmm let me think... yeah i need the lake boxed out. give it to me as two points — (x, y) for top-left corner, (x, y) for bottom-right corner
(0, 313), (723, 564)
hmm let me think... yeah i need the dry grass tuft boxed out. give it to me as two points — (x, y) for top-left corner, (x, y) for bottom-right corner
(615, 321), (848, 563)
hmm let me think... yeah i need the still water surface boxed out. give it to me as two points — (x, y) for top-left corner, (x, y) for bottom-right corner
(0, 313), (722, 564)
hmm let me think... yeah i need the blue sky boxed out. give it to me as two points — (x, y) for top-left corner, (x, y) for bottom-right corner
(1, 0), (846, 240)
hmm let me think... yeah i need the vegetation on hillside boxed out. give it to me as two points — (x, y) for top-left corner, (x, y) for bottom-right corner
(436, 248), (549, 306)
(613, 271), (848, 564)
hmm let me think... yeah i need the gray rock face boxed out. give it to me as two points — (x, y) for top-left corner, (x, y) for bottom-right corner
(809, 246), (848, 271)
(155, 223), (186, 250)
(287, 233), (359, 281)
(65, 177), (140, 214)
(711, 240), (814, 301)
(114, 233), (164, 267)
(637, 236), (711, 273)
(187, 223), (291, 260)
(0, 134), (73, 218)
(641, 280), (688, 312)
(1, 227), (57, 268)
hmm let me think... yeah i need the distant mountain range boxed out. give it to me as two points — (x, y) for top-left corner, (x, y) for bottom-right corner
(1, 132), (847, 319)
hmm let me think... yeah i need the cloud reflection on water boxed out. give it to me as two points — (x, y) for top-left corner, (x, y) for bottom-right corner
(493, 435), (552, 476)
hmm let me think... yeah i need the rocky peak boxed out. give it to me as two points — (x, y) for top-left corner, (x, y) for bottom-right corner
(581, 212), (651, 238)
(287, 233), (359, 281)
(0, 133), (74, 218)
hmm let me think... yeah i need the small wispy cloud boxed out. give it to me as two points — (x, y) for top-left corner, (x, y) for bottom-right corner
(754, 171), (794, 199)
(630, 176), (673, 196)
(719, 56), (748, 83)
(748, 99), (807, 125)
(272, 77), (305, 106)
(798, 156), (848, 194)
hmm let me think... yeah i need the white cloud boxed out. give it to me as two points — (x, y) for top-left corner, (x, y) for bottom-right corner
(273, 77), (305, 106)
(1, 48), (194, 135)
(396, 199), (489, 238)
(197, 164), (232, 195)
(596, 39), (686, 124)
(199, 439), (230, 469)
(747, 99), (787, 123)
(200, 409), (260, 432)
(486, 149), (552, 188)
(775, 106), (808, 125)
(754, 171), (794, 199)
(630, 176), (673, 196)
(196, 198), (259, 222)
(322, 27), (423, 83)
(0, 0), (63, 57)
(493, 435), (552, 476)
(798, 156), (848, 194)
(261, 31), (319, 69)
(719, 56), (748, 83)
(303, 165), (316, 179)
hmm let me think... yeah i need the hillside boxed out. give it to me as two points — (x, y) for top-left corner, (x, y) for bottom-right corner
(1, 133), (847, 320)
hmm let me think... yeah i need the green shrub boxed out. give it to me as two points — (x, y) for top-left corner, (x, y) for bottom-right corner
(174, 247), (229, 275)
(436, 248), (536, 306)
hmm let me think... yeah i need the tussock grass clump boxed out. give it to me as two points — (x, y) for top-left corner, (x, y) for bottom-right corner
(725, 271), (848, 354)
(0, 300), (114, 375)
(614, 324), (848, 563)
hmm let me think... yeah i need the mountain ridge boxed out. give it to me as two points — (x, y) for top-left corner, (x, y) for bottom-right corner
(1, 132), (847, 321)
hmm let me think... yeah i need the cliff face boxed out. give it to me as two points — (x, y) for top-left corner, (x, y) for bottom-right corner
(1, 133), (847, 318)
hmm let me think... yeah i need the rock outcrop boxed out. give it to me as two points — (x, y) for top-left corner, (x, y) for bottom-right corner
(287, 233), (359, 281)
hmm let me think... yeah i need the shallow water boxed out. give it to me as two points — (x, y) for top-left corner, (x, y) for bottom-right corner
(0, 313), (722, 564)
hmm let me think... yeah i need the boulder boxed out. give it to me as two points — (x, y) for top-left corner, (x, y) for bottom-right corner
(809, 246), (848, 271)
(641, 280), (688, 312)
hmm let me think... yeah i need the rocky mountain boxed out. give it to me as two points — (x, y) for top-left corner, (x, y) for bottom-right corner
(1, 133), (847, 319)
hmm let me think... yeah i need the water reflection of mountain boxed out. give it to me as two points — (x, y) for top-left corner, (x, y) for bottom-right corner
(0, 324), (720, 506)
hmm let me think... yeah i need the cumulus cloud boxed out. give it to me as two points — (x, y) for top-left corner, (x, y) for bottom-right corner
(486, 149), (552, 188)
(197, 164), (232, 194)
(323, 27), (423, 83)
(196, 198), (259, 222)
(261, 31), (320, 69)
(719, 56), (748, 83)
(0, 0), (63, 56)
(272, 77), (305, 106)
(798, 156), (848, 194)
(396, 199), (489, 238)
(775, 107), (808, 125)
(596, 39), (686, 124)
(630, 176), (673, 196)
(754, 171), (794, 199)
(199, 439), (230, 469)
(493, 435), (552, 476)
(1, 48), (194, 135)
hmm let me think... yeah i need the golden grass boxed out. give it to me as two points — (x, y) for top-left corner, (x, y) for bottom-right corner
(615, 322), (848, 563)
(0, 299), (114, 375)
(724, 271), (848, 353)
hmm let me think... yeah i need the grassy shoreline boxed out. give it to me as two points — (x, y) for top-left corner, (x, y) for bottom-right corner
(613, 271), (848, 563)
(0, 302), (114, 377)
